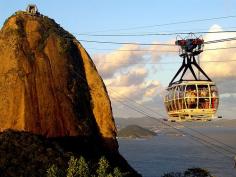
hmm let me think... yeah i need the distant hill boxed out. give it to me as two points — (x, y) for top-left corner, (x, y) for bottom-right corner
(115, 117), (236, 129)
(118, 125), (157, 138)
(115, 117), (165, 129)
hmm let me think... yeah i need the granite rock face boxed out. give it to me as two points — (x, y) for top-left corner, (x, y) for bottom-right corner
(0, 11), (117, 150)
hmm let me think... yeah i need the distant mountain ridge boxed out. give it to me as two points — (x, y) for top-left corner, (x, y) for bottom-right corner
(118, 125), (156, 138)
(115, 117), (236, 128)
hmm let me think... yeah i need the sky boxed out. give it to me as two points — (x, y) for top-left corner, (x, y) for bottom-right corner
(1, 0), (236, 118)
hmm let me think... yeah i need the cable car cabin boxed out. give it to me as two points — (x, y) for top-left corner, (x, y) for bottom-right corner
(164, 34), (219, 122)
(164, 81), (219, 121)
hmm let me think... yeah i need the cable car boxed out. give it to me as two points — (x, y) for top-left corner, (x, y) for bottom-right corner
(164, 34), (219, 122)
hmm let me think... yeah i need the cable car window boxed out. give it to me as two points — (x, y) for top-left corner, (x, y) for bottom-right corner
(178, 85), (184, 109)
(175, 86), (181, 99)
(198, 85), (209, 97)
(198, 85), (209, 109)
(199, 98), (210, 109)
(171, 87), (176, 111)
(179, 85), (184, 98)
(170, 88), (175, 100)
(165, 101), (170, 112)
(210, 85), (218, 97)
(210, 85), (218, 109)
(178, 98), (183, 110)
(185, 85), (197, 109)
(175, 86), (180, 110)
(169, 89), (173, 111)
(168, 101), (172, 111)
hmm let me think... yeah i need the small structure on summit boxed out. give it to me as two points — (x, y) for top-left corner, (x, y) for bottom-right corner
(26, 4), (39, 15)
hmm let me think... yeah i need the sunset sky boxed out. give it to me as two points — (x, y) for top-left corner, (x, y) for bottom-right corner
(1, 0), (236, 118)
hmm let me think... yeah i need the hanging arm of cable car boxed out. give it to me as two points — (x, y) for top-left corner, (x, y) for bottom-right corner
(169, 36), (211, 86)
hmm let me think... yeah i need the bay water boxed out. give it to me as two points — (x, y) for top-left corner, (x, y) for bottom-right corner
(118, 127), (236, 177)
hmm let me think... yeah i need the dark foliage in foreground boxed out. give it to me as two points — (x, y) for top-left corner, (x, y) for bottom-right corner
(0, 130), (140, 177)
(162, 168), (214, 177)
(47, 156), (124, 177)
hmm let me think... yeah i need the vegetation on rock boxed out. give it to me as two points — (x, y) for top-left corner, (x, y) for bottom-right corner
(47, 156), (124, 177)
(0, 130), (140, 177)
(162, 168), (214, 177)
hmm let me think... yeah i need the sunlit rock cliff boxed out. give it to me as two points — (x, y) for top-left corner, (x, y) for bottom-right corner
(0, 10), (117, 149)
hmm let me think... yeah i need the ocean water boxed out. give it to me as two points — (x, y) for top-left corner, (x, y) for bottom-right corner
(118, 127), (236, 177)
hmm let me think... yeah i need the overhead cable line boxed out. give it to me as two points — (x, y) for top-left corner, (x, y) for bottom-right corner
(79, 40), (175, 46)
(81, 15), (236, 33)
(77, 30), (236, 37)
(86, 47), (177, 52)
(205, 46), (236, 51)
(95, 59), (236, 65)
(204, 37), (236, 44)
(80, 36), (236, 46)
(87, 46), (236, 53)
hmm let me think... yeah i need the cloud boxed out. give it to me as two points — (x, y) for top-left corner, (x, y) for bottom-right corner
(199, 24), (236, 95)
(92, 43), (165, 112)
(93, 44), (148, 79)
(107, 78), (161, 102)
(201, 24), (236, 79)
(93, 40), (177, 79)
(149, 39), (178, 61)
(105, 67), (148, 87)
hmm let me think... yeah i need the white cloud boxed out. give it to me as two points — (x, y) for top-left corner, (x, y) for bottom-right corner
(201, 24), (236, 78)
(105, 67), (148, 87)
(149, 39), (178, 61)
(107, 78), (161, 102)
(198, 24), (236, 95)
(93, 44), (148, 78)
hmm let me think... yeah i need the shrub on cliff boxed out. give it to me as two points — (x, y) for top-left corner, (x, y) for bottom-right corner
(162, 168), (214, 177)
(47, 156), (124, 177)
(0, 130), (138, 177)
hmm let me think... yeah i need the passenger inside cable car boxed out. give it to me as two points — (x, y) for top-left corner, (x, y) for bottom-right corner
(185, 85), (197, 109)
(198, 85), (209, 109)
(210, 85), (218, 109)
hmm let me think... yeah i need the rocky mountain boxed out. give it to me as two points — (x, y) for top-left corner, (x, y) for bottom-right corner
(0, 9), (141, 177)
(0, 10), (117, 150)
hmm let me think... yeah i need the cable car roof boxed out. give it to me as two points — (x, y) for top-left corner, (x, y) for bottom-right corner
(167, 80), (216, 89)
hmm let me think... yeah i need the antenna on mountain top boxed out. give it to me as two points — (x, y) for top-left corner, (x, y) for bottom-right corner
(26, 4), (39, 15)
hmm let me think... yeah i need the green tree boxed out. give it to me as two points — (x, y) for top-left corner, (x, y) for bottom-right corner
(162, 168), (213, 177)
(96, 156), (110, 177)
(47, 164), (60, 177)
(184, 168), (213, 177)
(107, 173), (113, 177)
(67, 156), (80, 177)
(113, 167), (123, 177)
(78, 156), (90, 177)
